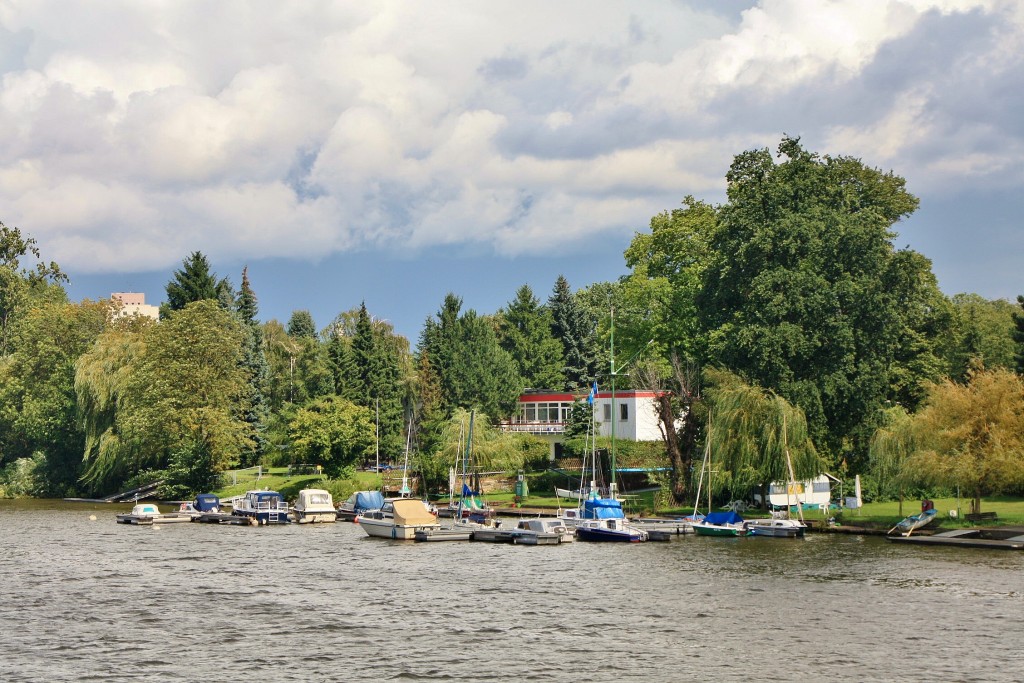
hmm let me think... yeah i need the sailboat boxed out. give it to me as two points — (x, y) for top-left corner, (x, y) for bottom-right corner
(449, 410), (494, 522)
(744, 414), (807, 538)
(570, 313), (648, 543)
(571, 428), (648, 542)
(690, 413), (747, 537)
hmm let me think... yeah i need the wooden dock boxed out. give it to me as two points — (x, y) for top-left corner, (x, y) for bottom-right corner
(887, 527), (1024, 550)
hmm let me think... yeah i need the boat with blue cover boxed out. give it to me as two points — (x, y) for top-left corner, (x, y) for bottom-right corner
(691, 511), (748, 537)
(575, 497), (649, 542)
(337, 490), (385, 522)
(231, 490), (291, 525)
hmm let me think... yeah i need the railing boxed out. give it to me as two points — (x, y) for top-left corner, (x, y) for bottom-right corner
(499, 421), (566, 434)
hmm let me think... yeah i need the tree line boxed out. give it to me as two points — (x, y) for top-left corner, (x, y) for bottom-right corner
(3, 136), (1024, 508)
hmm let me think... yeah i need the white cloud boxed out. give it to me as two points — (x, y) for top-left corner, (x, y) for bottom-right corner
(1, 0), (1022, 275)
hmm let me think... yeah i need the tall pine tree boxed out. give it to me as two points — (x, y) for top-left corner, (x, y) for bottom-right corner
(548, 275), (597, 390)
(236, 266), (268, 465)
(498, 284), (564, 390)
(161, 251), (229, 319)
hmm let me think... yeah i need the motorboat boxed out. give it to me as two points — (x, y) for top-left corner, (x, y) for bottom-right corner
(337, 490), (385, 522)
(116, 502), (192, 525)
(691, 511), (748, 537)
(358, 498), (440, 540)
(175, 493), (221, 517)
(231, 490), (291, 525)
(511, 518), (574, 545)
(634, 514), (703, 536)
(293, 488), (337, 524)
(574, 498), (649, 542)
(416, 515), (495, 542)
(745, 517), (806, 538)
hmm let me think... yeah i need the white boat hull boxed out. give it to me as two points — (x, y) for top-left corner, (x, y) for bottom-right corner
(294, 510), (338, 524)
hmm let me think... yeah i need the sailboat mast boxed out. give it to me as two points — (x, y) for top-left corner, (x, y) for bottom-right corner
(400, 416), (412, 496)
(609, 306), (618, 500)
(783, 413), (805, 523)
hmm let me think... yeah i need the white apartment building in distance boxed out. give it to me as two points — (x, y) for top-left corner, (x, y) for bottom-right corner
(110, 292), (160, 321)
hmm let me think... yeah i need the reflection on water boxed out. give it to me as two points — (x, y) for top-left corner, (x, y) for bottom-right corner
(2, 500), (1023, 682)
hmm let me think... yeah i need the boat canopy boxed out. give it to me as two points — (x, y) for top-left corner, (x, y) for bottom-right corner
(297, 489), (333, 507)
(354, 491), (384, 512)
(251, 491), (284, 503)
(392, 498), (436, 525)
(194, 494), (220, 512)
(583, 498), (626, 520)
(705, 511), (744, 525)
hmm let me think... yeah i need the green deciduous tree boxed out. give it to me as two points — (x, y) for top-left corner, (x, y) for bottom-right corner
(1, 221), (67, 355)
(876, 368), (1024, 514)
(288, 395), (375, 478)
(1014, 295), (1024, 374)
(0, 300), (108, 494)
(77, 300), (251, 493)
(695, 137), (944, 464)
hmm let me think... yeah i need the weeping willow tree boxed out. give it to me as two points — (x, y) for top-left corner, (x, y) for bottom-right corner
(74, 318), (153, 491)
(868, 404), (916, 516)
(703, 368), (821, 504)
(871, 367), (1024, 515)
(76, 301), (250, 494)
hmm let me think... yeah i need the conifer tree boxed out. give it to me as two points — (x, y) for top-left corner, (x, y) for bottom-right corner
(498, 284), (564, 390)
(235, 267), (268, 465)
(287, 310), (317, 339)
(548, 275), (597, 390)
(161, 251), (227, 319)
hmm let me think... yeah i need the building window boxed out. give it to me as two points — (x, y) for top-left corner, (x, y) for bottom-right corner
(603, 404), (611, 421)
(620, 403), (628, 421)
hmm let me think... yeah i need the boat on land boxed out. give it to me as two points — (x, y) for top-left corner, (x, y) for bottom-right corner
(745, 517), (806, 538)
(116, 502), (192, 525)
(891, 508), (939, 536)
(231, 490), (291, 525)
(358, 498), (440, 540)
(337, 490), (385, 522)
(293, 489), (337, 524)
(691, 511), (748, 537)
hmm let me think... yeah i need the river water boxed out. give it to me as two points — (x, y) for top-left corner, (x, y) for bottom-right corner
(1, 500), (1022, 682)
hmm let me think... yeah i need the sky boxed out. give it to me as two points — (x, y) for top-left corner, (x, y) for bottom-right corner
(2, 0), (1022, 342)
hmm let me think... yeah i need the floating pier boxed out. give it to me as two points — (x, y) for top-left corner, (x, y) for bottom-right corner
(886, 526), (1024, 550)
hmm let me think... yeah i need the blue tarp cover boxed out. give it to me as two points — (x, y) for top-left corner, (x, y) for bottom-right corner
(705, 511), (744, 525)
(194, 494), (219, 512)
(584, 498), (625, 520)
(355, 490), (385, 512)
